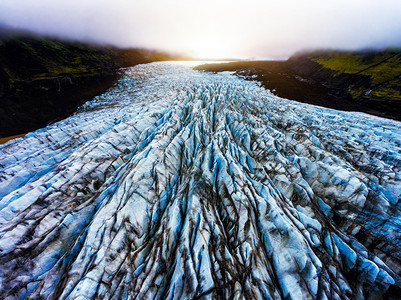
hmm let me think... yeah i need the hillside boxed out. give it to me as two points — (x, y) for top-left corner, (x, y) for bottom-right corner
(291, 50), (401, 101)
(0, 30), (178, 137)
(196, 49), (401, 120)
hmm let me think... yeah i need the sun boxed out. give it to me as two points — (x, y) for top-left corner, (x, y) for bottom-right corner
(192, 45), (227, 60)
(189, 38), (233, 60)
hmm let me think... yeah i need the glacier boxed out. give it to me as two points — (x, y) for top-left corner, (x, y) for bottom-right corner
(0, 61), (400, 299)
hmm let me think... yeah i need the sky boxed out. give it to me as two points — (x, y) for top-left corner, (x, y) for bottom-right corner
(0, 0), (401, 59)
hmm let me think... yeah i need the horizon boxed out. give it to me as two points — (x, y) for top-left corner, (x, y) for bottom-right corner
(1, 0), (401, 60)
(0, 22), (400, 62)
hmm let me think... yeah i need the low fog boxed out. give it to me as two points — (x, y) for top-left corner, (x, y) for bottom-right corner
(1, 0), (401, 59)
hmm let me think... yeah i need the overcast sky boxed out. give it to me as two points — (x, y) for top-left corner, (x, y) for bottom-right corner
(1, 0), (401, 59)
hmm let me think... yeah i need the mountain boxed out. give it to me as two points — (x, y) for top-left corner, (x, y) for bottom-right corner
(288, 49), (401, 102)
(0, 62), (400, 299)
(0, 28), (182, 138)
(195, 49), (401, 121)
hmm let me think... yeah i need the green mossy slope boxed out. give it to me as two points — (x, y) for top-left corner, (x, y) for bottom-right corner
(289, 49), (401, 102)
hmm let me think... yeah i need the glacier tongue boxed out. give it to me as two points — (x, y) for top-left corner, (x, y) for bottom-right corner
(0, 62), (400, 299)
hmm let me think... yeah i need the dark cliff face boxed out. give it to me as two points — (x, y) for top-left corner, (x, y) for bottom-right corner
(0, 30), (179, 138)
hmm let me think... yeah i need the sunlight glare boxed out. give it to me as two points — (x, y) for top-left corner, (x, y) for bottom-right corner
(189, 38), (235, 60)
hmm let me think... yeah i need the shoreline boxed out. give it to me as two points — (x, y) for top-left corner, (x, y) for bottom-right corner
(195, 60), (401, 122)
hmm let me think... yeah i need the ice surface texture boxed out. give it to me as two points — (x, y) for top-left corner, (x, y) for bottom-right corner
(0, 62), (400, 299)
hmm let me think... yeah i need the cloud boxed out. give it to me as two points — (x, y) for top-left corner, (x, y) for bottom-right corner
(1, 0), (400, 58)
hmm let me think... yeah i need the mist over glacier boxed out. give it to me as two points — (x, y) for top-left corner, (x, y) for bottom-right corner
(1, 0), (401, 58)
(0, 62), (400, 298)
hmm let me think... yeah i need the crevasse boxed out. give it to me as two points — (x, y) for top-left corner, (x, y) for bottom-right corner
(0, 62), (400, 299)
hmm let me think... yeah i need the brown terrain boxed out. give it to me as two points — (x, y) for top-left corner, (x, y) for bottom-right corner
(195, 50), (401, 121)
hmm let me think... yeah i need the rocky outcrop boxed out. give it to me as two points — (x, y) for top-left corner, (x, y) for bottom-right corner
(0, 62), (400, 299)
